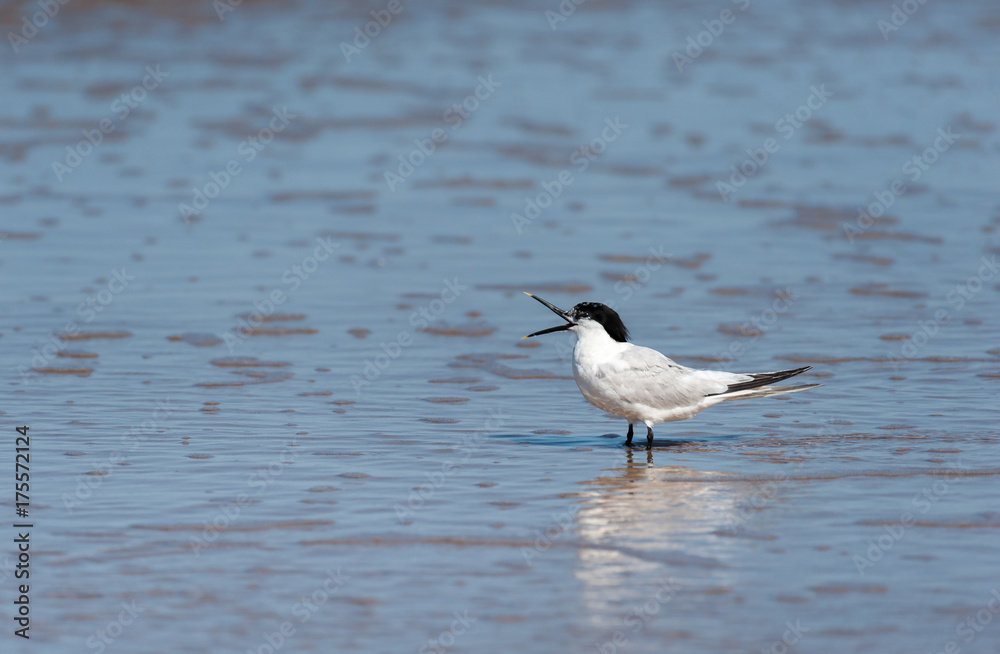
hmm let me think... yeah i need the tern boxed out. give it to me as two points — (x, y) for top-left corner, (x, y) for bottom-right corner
(523, 293), (817, 448)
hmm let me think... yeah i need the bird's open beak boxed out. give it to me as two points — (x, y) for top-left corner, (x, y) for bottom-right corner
(522, 292), (575, 338)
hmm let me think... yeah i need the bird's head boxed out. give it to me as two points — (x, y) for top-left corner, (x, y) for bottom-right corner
(522, 293), (630, 342)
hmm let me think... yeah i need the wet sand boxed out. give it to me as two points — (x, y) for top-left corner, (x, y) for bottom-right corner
(1, 0), (999, 652)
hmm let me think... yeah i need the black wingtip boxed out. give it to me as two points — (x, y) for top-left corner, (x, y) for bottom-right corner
(713, 365), (812, 395)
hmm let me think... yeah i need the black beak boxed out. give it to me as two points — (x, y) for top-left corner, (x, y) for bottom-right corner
(522, 292), (575, 338)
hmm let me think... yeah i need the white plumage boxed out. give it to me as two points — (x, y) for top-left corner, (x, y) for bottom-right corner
(524, 293), (816, 448)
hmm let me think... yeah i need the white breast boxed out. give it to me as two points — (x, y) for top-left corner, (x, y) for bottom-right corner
(571, 321), (639, 420)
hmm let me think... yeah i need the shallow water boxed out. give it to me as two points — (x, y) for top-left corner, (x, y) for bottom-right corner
(2, 0), (999, 652)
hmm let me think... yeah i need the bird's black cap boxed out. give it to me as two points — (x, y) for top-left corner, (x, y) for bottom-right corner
(523, 293), (630, 342)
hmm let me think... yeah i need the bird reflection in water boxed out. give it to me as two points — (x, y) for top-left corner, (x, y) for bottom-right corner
(573, 446), (756, 627)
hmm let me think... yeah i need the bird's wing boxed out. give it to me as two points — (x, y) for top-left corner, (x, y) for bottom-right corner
(609, 346), (753, 410)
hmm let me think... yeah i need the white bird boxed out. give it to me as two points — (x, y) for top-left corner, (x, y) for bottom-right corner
(522, 293), (817, 448)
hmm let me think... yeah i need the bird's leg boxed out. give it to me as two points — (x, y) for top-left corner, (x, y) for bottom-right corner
(625, 423), (634, 446)
(646, 425), (654, 450)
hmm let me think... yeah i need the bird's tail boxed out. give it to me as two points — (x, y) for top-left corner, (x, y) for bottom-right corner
(718, 382), (820, 402)
(709, 366), (818, 401)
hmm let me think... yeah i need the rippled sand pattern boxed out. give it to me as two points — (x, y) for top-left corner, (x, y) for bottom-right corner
(1, 0), (999, 652)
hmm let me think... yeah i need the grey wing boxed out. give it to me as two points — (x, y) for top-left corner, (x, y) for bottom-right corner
(612, 347), (752, 410)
